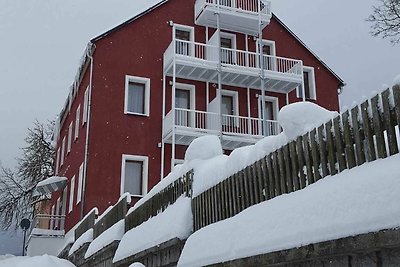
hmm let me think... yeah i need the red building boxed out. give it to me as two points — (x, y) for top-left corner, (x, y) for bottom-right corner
(37, 0), (344, 236)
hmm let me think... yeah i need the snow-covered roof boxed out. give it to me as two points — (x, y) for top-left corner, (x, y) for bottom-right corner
(35, 176), (68, 195)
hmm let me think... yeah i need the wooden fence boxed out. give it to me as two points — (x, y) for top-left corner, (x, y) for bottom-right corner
(93, 197), (129, 239)
(75, 209), (97, 240)
(192, 85), (400, 231)
(124, 171), (193, 232)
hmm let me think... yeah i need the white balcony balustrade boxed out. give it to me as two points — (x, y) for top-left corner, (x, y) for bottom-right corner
(164, 39), (303, 93)
(195, 0), (272, 35)
(30, 214), (66, 237)
(163, 108), (279, 150)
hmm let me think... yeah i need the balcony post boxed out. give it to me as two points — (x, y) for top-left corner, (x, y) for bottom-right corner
(172, 27), (177, 169)
(161, 72), (166, 179)
(216, 6), (223, 138)
(258, 0), (268, 136)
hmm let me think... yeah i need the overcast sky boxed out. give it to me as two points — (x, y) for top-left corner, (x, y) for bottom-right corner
(0, 0), (399, 255)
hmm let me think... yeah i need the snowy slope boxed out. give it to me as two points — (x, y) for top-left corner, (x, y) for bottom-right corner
(179, 154), (400, 266)
(0, 255), (75, 267)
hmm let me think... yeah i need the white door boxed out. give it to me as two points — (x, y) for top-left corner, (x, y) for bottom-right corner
(259, 97), (278, 136)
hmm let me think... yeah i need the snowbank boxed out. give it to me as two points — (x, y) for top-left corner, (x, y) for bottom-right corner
(129, 263), (145, 267)
(178, 154), (400, 266)
(85, 219), (125, 258)
(278, 101), (338, 141)
(184, 135), (223, 161)
(114, 197), (193, 263)
(0, 255), (75, 267)
(68, 229), (93, 256)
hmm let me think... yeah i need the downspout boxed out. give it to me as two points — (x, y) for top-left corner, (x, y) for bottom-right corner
(80, 42), (96, 220)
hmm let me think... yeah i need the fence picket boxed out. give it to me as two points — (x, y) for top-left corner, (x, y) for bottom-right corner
(333, 116), (346, 172)
(310, 129), (321, 181)
(250, 164), (260, 204)
(317, 125), (329, 178)
(239, 170), (246, 210)
(371, 95), (387, 159)
(277, 148), (287, 194)
(361, 100), (377, 162)
(351, 105), (366, 166)
(382, 89), (399, 155)
(266, 155), (275, 198)
(342, 110), (357, 169)
(256, 160), (266, 201)
(303, 133), (314, 185)
(272, 151), (282, 195)
(296, 136), (307, 188)
(243, 168), (252, 208)
(283, 144), (293, 192)
(289, 141), (300, 190)
(325, 120), (337, 175)
(393, 85), (400, 135)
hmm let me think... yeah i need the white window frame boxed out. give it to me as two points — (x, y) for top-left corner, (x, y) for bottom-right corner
(256, 39), (276, 56)
(55, 197), (61, 229)
(124, 76), (151, 117)
(67, 122), (72, 154)
(61, 137), (65, 166)
(218, 89), (239, 116)
(82, 86), (89, 126)
(69, 176), (75, 213)
(257, 95), (280, 135)
(55, 148), (60, 175)
(76, 163), (84, 204)
(175, 83), (196, 127)
(173, 24), (195, 56)
(120, 154), (148, 197)
(297, 66), (317, 100)
(50, 205), (55, 229)
(220, 32), (237, 64)
(75, 105), (80, 140)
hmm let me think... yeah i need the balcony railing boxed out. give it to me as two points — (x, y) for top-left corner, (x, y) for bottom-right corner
(196, 0), (272, 16)
(164, 39), (303, 77)
(30, 214), (66, 236)
(164, 108), (280, 138)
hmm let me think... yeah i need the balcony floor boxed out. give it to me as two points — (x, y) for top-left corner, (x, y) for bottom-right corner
(164, 56), (302, 93)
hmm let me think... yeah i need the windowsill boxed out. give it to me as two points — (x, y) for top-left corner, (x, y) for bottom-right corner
(297, 97), (317, 101)
(124, 111), (150, 117)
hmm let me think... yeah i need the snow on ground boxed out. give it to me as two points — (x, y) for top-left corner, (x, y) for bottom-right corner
(0, 255), (75, 267)
(178, 154), (400, 267)
(68, 229), (93, 256)
(114, 197), (193, 263)
(85, 219), (125, 259)
(192, 102), (337, 197)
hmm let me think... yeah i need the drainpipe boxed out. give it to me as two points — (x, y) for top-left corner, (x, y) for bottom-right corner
(80, 42), (95, 220)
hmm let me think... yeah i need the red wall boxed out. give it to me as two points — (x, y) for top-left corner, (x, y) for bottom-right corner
(53, 0), (342, 231)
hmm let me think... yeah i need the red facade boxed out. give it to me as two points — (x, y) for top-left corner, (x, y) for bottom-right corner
(52, 0), (343, 231)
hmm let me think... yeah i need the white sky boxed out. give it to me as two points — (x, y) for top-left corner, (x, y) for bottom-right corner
(0, 0), (399, 255)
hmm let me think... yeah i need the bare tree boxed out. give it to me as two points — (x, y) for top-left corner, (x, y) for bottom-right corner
(367, 0), (400, 44)
(0, 120), (55, 230)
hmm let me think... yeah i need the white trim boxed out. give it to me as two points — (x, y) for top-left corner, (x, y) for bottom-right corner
(297, 66), (316, 100)
(55, 148), (60, 175)
(174, 23), (195, 42)
(76, 163), (84, 204)
(218, 89), (239, 116)
(75, 105), (80, 140)
(124, 75), (151, 116)
(67, 122), (72, 154)
(220, 32), (237, 64)
(82, 86), (89, 126)
(69, 176), (75, 213)
(257, 95), (279, 121)
(256, 39), (276, 56)
(50, 205), (55, 229)
(175, 83), (196, 110)
(120, 154), (149, 197)
(61, 137), (65, 166)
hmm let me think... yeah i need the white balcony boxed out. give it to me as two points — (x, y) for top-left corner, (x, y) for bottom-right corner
(30, 214), (65, 237)
(163, 40), (303, 93)
(195, 0), (272, 35)
(163, 108), (279, 150)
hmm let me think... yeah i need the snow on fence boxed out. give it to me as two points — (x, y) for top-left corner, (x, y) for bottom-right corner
(192, 85), (400, 231)
(75, 209), (97, 241)
(124, 171), (193, 232)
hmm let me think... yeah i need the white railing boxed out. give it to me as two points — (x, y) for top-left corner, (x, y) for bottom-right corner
(31, 214), (66, 233)
(196, 0), (272, 16)
(165, 108), (280, 137)
(167, 40), (303, 77)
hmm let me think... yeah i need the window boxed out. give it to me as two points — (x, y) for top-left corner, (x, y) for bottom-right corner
(75, 105), (80, 140)
(55, 148), (60, 175)
(124, 76), (150, 116)
(55, 197), (61, 229)
(219, 89), (239, 127)
(69, 176), (75, 213)
(175, 83), (195, 127)
(297, 66), (316, 100)
(77, 163), (84, 204)
(83, 87), (89, 125)
(67, 122), (72, 154)
(258, 96), (279, 136)
(50, 205), (55, 229)
(121, 154), (148, 197)
(61, 137), (66, 166)
(174, 24), (194, 56)
(220, 32), (236, 64)
(258, 40), (276, 70)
